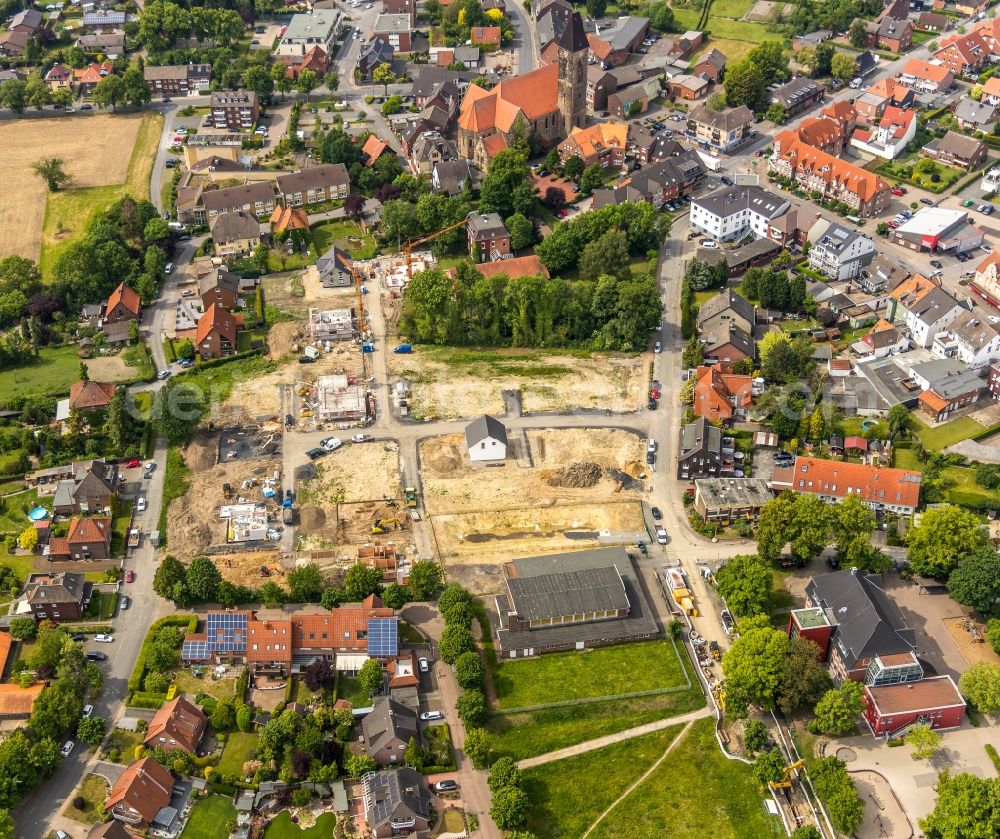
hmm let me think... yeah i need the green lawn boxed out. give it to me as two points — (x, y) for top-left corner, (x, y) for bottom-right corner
(895, 447), (1000, 507)
(217, 732), (259, 777)
(589, 717), (784, 839)
(840, 416), (887, 441)
(262, 811), (337, 838)
(912, 413), (986, 450)
(0, 488), (51, 534)
(84, 591), (118, 620)
(0, 345), (83, 403)
(711, 0), (755, 16)
(702, 18), (771, 42)
(523, 726), (683, 839)
(172, 667), (239, 702)
(424, 723), (455, 771)
(487, 646), (705, 761)
(179, 795), (237, 839)
(877, 158), (964, 194)
(62, 773), (108, 824)
(337, 675), (371, 708)
(493, 640), (688, 709)
(40, 112), (163, 278)
(310, 219), (377, 260)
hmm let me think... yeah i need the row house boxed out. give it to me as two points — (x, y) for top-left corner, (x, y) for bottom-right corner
(930, 309), (1000, 369)
(772, 457), (921, 516)
(144, 64), (212, 95)
(201, 182), (277, 221)
(769, 77), (824, 118)
(923, 131), (988, 170)
(686, 103), (754, 153)
(558, 122), (627, 168)
(592, 150), (706, 209)
(276, 163), (351, 207)
(849, 105), (917, 161)
(896, 59), (953, 94)
(934, 32), (990, 77)
(768, 135), (891, 217)
(912, 358), (985, 421)
(209, 89), (260, 130)
(865, 16), (912, 52)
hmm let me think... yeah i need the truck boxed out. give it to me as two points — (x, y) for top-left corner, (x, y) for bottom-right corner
(696, 150), (722, 172)
(303, 345), (320, 360)
(404, 486), (417, 508)
(665, 568), (697, 616)
(394, 344), (412, 354)
(149, 530), (161, 547)
(127, 529), (142, 549)
(282, 507), (295, 526)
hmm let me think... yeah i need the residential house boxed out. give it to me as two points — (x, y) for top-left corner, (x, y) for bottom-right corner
(278, 164), (351, 209)
(362, 135), (391, 167)
(431, 159), (472, 195)
(317, 246), (354, 288)
(456, 12), (587, 169)
(493, 547), (658, 656)
(686, 103), (754, 153)
(857, 318), (909, 359)
(766, 204), (819, 248)
(558, 121), (627, 168)
(383, 0), (417, 25)
(85, 822), (136, 839)
(667, 74), (709, 101)
(587, 65), (643, 111)
(358, 39), (395, 78)
(701, 321), (755, 371)
(678, 416), (727, 480)
(808, 223), (877, 281)
(362, 697), (419, 764)
(47, 516), (112, 561)
(772, 457), (922, 516)
(791, 568), (919, 684)
(196, 303), (240, 359)
(74, 61), (113, 97)
(972, 251), (1000, 308)
(859, 255), (911, 295)
(607, 80), (658, 118)
(9, 8), (42, 34)
(202, 182), (276, 220)
(694, 477), (773, 523)
(280, 45), (330, 81)
(923, 131), (988, 169)
(145, 695), (209, 754)
(934, 32), (990, 77)
(67, 380), (117, 415)
(865, 16), (913, 52)
(864, 676), (966, 737)
(913, 357), (985, 420)
(199, 268), (241, 311)
(896, 59), (953, 94)
(770, 77), (824, 118)
(373, 14), (413, 51)
(81, 10), (125, 30)
(892, 207), (983, 256)
(209, 212), (262, 258)
(983, 76), (1000, 105)
(468, 254), (550, 279)
(51, 460), (119, 515)
(917, 11), (950, 30)
(467, 212), (511, 262)
(900, 284), (966, 348)
(661, 29), (703, 60)
(792, 29), (832, 51)
(16, 572), (90, 621)
(692, 365), (753, 423)
(471, 26), (502, 48)
(590, 150), (705, 209)
(693, 48), (726, 83)
(104, 758), (174, 828)
(45, 63), (72, 90)
(586, 16), (649, 67)
(465, 414), (507, 462)
(410, 131), (453, 173)
(269, 206), (310, 235)
(625, 124), (682, 163)
(850, 105), (917, 160)
(775, 115), (848, 157)
(0, 684), (43, 720)
(854, 91), (889, 124)
(820, 99), (859, 138)
(0, 29), (32, 57)
(361, 768), (433, 839)
(769, 135), (891, 217)
(144, 64), (212, 95)
(696, 288), (755, 336)
(103, 281), (140, 326)
(209, 90), (260, 130)
(76, 32), (125, 58)
(955, 98), (997, 131)
(689, 184), (790, 243)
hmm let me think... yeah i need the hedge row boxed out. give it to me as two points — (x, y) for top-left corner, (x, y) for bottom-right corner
(127, 614), (198, 696)
(129, 691), (169, 709)
(284, 676), (296, 704)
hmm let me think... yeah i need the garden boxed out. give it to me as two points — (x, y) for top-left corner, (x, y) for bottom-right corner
(877, 157), (964, 193)
(262, 811), (337, 838)
(217, 731), (260, 777)
(62, 773), (108, 825)
(310, 219), (377, 260)
(178, 794), (237, 839)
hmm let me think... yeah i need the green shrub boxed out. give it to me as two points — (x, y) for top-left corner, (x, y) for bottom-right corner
(129, 691), (168, 709)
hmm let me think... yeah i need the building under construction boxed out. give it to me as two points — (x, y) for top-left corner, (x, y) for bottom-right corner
(316, 374), (368, 423)
(308, 307), (355, 342)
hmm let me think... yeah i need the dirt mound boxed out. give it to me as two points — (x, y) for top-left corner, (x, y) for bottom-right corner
(166, 495), (215, 558)
(545, 462), (603, 488)
(623, 460), (647, 479)
(268, 321), (304, 361)
(184, 432), (219, 472)
(299, 506), (326, 532)
(421, 437), (464, 475)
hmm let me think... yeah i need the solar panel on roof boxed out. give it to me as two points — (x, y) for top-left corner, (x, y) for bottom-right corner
(183, 640), (210, 660)
(367, 618), (399, 657)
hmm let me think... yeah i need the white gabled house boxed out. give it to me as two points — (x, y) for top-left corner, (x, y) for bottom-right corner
(465, 414), (508, 462)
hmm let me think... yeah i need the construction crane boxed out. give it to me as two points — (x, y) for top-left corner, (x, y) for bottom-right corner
(350, 262), (368, 336)
(769, 758), (806, 791)
(403, 218), (468, 280)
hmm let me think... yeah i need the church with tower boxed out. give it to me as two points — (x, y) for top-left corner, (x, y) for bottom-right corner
(456, 10), (588, 170)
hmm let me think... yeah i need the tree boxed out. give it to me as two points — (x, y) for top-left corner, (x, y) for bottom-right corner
(0, 809), (12, 839)
(345, 753), (377, 777)
(358, 658), (383, 696)
(325, 71), (340, 93)
(507, 212), (535, 251)
(776, 635), (832, 716)
(714, 554), (772, 619)
(343, 562), (383, 601)
(92, 74), (126, 111)
(439, 624), (476, 664)
(175, 339), (195, 361)
(303, 659), (334, 692)
(455, 651), (484, 690)
(488, 756), (521, 792)
(287, 562), (324, 602)
(579, 230), (630, 281)
(186, 556), (221, 602)
(373, 62), (395, 96)
(456, 688), (488, 725)
(122, 67), (151, 108)
(849, 19), (868, 47)
(920, 772), (1000, 839)
(586, 0), (606, 16)
(909, 505), (990, 579)
(752, 750), (786, 787)
(0, 79), (26, 114)
(17, 527), (37, 553)
(835, 493), (877, 570)
(381, 95), (403, 115)
(153, 555), (187, 601)
(960, 662), (1000, 713)
(721, 620), (789, 717)
(791, 827), (822, 839)
(563, 155), (584, 180)
(236, 704), (253, 732)
(480, 149), (533, 219)
(812, 681), (865, 736)
(212, 701), (235, 732)
(578, 163), (605, 196)
(381, 583), (410, 610)
(743, 719), (769, 753)
(887, 403), (912, 438)
(405, 736), (424, 770)
(832, 51), (858, 85)
(242, 65), (274, 104)
(907, 723), (942, 760)
(490, 785), (529, 829)
(725, 57), (766, 111)
(681, 335), (704, 368)
(32, 158), (70, 192)
(409, 561), (443, 600)
(463, 727), (492, 769)
(25, 76), (51, 111)
(344, 192), (366, 220)
(764, 103), (787, 124)
(747, 41), (788, 81)
(756, 492), (832, 563)
(810, 757), (865, 835)
(297, 68), (319, 98)
(947, 545), (1000, 614)
(76, 716), (106, 745)
(8, 618), (36, 642)
(544, 186), (566, 210)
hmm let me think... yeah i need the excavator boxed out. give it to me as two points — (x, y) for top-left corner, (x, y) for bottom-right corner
(769, 758), (806, 791)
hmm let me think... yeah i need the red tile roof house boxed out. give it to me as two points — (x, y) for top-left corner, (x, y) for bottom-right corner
(104, 281), (141, 324)
(692, 365), (753, 424)
(48, 516), (112, 561)
(772, 456), (922, 515)
(144, 695), (209, 754)
(863, 676), (966, 737)
(471, 26), (502, 48)
(69, 380), (117, 413)
(195, 303), (242, 359)
(934, 31), (990, 77)
(104, 757), (174, 827)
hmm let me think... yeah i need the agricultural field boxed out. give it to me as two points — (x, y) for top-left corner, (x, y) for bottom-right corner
(522, 726), (683, 839)
(0, 112), (162, 274)
(387, 347), (646, 419)
(588, 717), (785, 838)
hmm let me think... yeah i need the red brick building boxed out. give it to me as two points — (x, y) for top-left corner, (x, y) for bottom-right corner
(863, 676), (966, 737)
(104, 282), (141, 324)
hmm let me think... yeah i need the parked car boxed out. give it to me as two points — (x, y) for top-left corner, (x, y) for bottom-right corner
(306, 447), (327, 460)
(86, 651), (107, 662)
(930, 260), (942, 269)
(82, 705), (94, 718)
(646, 451), (655, 465)
(647, 396), (657, 410)
(125, 570), (134, 583)
(321, 437), (343, 452)
(71, 633), (86, 642)
(984, 244), (994, 254)
(157, 370), (171, 380)
(144, 462), (156, 477)
(655, 526), (668, 544)
(720, 609), (735, 635)
(420, 711), (444, 721)
(891, 188), (904, 197)
(700, 240), (718, 249)
(136, 497), (147, 513)
(654, 340), (662, 353)
(120, 596), (130, 610)
(920, 197), (934, 206)
(94, 634), (114, 643)
(418, 657), (429, 673)
(125, 457), (141, 468)
(61, 741), (74, 758)
(651, 506), (662, 520)
(434, 780), (458, 793)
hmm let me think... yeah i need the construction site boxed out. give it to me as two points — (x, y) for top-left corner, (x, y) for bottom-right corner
(420, 428), (649, 590)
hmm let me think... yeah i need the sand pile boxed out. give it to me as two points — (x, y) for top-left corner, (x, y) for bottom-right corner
(545, 462), (603, 488)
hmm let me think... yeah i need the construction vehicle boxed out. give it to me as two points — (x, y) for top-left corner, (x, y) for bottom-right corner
(665, 568), (698, 617)
(769, 759), (806, 791)
(709, 640), (721, 661)
(371, 517), (397, 534)
(223, 483), (233, 499)
(404, 487), (417, 508)
(127, 529), (142, 549)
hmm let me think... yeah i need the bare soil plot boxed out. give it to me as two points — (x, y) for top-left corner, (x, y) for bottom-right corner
(300, 264), (360, 303)
(296, 499), (415, 569)
(0, 113), (145, 260)
(261, 273), (311, 317)
(297, 441), (401, 504)
(388, 348), (646, 419)
(83, 354), (136, 382)
(420, 429), (646, 515)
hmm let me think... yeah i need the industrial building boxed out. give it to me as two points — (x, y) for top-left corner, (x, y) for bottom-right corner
(891, 207), (984, 254)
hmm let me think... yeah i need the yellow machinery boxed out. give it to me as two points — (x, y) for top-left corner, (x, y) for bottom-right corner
(769, 759), (806, 791)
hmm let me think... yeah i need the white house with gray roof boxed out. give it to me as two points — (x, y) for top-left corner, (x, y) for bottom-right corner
(808, 223), (877, 281)
(280, 10), (341, 52)
(465, 414), (507, 462)
(689, 185), (790, 242)
(931, 310), (1000, 368)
